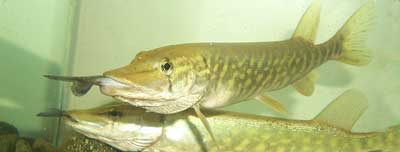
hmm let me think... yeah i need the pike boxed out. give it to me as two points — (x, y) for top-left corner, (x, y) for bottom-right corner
(38, 90), (400, 152)
(45, 0), (375, 142)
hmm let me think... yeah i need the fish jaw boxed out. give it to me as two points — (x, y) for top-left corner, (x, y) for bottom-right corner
(99, 76), (166, 103)
(63, 109), (109, 140)
(98, 75), (201, 114)
(101, 62), (208, 114)
(100, 81), (205, 114)
(100, 68), (174, 106)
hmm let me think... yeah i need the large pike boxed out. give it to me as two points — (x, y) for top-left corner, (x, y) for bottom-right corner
(46, 0), (375, 142)
(39, 90), (400, 152)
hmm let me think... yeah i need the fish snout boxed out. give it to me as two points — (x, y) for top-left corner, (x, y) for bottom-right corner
(98, 76), (162, 100)
(103, 66), (135, 85)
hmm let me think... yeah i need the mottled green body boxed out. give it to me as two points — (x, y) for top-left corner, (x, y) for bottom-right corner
(92, 0), (374, 115)
(53, 89), (396, 152)
(45, 0), (373, 116)
(161, 38), (335, 108)
(152, 110), (399, 152)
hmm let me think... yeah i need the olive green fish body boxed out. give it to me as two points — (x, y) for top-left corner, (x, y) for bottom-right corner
(152, 111), (399, 152)
(195, 38), (330, 108)
(44, 0), (375, 115)
(44, 89), (399, 152)
(97, 0), (374, 114)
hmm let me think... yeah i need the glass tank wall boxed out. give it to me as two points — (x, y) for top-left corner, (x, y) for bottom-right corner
(0, 0), (77, 147)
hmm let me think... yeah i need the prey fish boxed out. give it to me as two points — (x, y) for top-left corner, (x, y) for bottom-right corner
(38, 89), (400, 152)
(45, 0), (376, 143)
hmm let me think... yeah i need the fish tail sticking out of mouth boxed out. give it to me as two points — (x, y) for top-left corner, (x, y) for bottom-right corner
(37, 108), (78, 123)
(37, 108), (65, 117)
(44, 75), (119, 96)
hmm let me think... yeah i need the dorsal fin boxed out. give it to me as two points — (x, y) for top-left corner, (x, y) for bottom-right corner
(313, 89), (368, 131)
(292, 0), (321, 42)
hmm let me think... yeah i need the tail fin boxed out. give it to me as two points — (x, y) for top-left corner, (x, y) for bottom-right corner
(326, 0), (375, 66)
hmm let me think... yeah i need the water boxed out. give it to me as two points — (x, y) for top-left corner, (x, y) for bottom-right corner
(0, 0), (399, 150)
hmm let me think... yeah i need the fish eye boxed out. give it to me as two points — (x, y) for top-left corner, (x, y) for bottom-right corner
(108, 110), (123, 118)
(160, 58), (173, 75)
(162, 63), (171, 71)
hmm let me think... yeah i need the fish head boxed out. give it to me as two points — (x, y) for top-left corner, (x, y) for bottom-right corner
(102, 45), (210, 114)
(64, 103), (164, 151)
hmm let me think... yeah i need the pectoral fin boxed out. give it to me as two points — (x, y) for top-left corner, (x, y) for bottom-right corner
(292, 71), (318, 96)
(193, 105), (219, 148)
(313, 89), (368, 131)
(255, 95), (289, 115)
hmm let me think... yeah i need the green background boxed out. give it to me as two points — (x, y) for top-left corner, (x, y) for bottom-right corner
(0, 0), (77, 142)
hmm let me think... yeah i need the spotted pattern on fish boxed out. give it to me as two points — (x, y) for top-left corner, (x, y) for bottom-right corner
(192, 38), (338, 109)
(154, 112), (400, 152)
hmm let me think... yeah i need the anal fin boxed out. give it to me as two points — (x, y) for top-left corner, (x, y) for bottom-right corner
(313, 89), (368, 131)
(292, 71), (318, 96)
(255, 95), (289, 115)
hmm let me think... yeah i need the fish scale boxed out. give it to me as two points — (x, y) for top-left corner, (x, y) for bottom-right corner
(201, 39), (324, 103)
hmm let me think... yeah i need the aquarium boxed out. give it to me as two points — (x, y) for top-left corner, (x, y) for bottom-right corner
(0, 0), (77, 151)
(1, 0), (399, 151)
